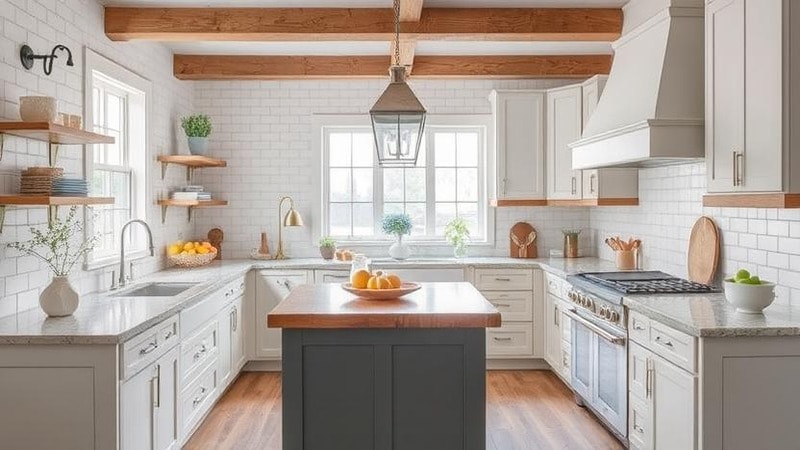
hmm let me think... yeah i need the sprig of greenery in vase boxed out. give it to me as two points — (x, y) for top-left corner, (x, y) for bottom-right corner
(7, 206), (98, 276)
(180, 114), (212, 137)
(445, 217), (471, 258)
(382, 213), (413, 238)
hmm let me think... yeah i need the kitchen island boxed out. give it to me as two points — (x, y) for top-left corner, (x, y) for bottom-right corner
(267, 282), (501, 450)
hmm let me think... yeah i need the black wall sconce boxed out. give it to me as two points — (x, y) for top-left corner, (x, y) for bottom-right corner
(19, 44), (74, 76)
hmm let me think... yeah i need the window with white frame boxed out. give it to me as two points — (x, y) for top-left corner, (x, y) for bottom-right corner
(321, 116), (490, 243)
(85, 51), (148, 265)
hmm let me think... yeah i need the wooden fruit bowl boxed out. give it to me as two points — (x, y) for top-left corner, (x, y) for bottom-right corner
(168, 250), (217, 268)
(341, 282), (421, 300)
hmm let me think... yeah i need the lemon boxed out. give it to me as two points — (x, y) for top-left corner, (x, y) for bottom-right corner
(196, 246), (210, 255)
(167, 244), (181, 256)
(187, 248), (197, 255)
(183, 242), (195, 251)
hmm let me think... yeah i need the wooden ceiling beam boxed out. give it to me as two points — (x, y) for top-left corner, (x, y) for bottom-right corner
(106, 7), (622, 42)
(173, 54), (612, 80)
(400, 0), (424, 22)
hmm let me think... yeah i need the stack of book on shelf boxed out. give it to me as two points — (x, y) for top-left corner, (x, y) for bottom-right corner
(171, 185), (213, 201)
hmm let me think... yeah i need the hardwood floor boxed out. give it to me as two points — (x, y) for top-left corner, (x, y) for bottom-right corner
(184, 370), (623, 450)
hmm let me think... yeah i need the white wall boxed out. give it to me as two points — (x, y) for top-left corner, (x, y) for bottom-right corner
(590, 162), (800, 306)
(0, 0), (195, 317)
(192, 78), (591, 259)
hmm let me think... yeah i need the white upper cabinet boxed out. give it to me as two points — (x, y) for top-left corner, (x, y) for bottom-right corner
(706, 0), (796, 197)
(581, 75), (608, 129)
(490, 90), (546, 202)
(547, 85), (583, 200)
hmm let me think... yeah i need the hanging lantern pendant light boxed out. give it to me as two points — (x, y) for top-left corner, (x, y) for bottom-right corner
(369, 0), (427, 167)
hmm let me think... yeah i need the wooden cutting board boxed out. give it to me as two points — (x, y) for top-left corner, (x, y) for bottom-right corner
(687, 216), (719, 284)
(510, 222), (537, 258)
(208, 228), (223, 260)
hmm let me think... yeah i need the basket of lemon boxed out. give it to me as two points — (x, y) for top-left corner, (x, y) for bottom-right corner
(166, 241), (218, 268)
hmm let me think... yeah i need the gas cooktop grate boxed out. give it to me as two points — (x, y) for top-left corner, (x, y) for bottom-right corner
(593, 278), (717, 294)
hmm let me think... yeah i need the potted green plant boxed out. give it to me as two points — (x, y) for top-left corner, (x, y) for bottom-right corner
(8, 206), (98, 317)
(445, 217), (470, 258)
(319, 236), (336, 260)
(181, 114), (212, 155)
(382, 213), (413, 260)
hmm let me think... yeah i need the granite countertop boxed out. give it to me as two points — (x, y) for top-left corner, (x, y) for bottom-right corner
(0, 257), (591, 345)
(624, 294), (800, 338)
(267, 282), (502, 329)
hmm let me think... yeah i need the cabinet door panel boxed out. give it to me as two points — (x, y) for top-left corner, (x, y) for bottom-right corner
(547, 87), (583, 200)
(121, 365), (156, 450)
(543, 294), (561, 370)
(706, 0), (745, 192)
(154, 347), (179, 450)
(652, 355), (696, 450)
(256, 272), (309, 358)
(742, 0), (782, 191)
(231, 296), (246, 372)
(494, 92), (545, 199)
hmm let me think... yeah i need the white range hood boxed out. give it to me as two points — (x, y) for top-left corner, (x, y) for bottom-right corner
(571, 0), (705, 169)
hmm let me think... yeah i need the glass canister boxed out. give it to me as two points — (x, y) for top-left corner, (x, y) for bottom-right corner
(563, 229), (581, 258)
(350, 254), (371, 277)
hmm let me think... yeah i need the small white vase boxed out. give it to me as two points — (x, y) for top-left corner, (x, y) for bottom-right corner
(187, 136), (209, 155)
(40, 276), (79, 317)
(388, 235), (411, 260)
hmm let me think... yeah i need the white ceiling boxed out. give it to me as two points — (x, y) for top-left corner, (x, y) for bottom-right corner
(104, 0), (627, 7)
(167, 41), (613, 56)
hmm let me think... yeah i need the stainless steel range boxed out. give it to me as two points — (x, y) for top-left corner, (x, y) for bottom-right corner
(563, 271), (717, 441)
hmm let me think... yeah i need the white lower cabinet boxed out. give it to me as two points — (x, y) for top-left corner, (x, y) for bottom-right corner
(544, 292), (562, 371)
(120, 345), (180, 450)
(255, 271), (310, 359)
(628, 341), (697, 450)
(218, 295), (245, 388)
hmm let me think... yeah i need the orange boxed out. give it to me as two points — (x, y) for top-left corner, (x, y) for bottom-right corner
(386, 274), (402, 288)
(368, 271), (393, 289)
(350, 269), (371, 289)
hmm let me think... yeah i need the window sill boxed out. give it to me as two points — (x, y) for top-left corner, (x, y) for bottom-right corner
(85, 249), (150, 272)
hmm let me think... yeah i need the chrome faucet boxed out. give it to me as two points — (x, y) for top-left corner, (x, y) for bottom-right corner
(118, 219), (155, 288)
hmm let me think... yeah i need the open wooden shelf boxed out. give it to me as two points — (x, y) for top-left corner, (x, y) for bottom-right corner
(0, 195), (114, 233)
(0, 122), (115, 145)
(702, 193), (800, 208)
(157, 155), (227, 181)
(490, 198), (638, 207)
(157, 199), (228, 223)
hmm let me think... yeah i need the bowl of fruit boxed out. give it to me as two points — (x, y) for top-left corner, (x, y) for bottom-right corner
(342, 269), (421, 300)
(724, 269), (776, 314)
(166, 241), (218, 268)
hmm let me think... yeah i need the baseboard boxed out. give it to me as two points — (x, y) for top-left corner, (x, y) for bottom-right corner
(244, 359), (282, 372)
(486, 358), (551, 370)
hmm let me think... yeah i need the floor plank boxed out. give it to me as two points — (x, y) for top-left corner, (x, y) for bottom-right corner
(184, 370), (623, 450)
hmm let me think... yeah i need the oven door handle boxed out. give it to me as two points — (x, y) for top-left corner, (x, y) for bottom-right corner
(563, 308), (626, 345)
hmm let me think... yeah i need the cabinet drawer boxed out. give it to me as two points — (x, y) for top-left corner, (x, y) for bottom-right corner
(180, 358), (219, 438)
(628, 310), (650, 345)
(483, 291), (532, 322)
(220, 277), (245, 305)
(180, 320), (220, 384)
(649, 321), (696, 373)
(315, 270), (350, 284)
(487, 322), (533, 358)
(628, 393), (650, 450)
(121, 315), (180, 380)
(545, 273), (565, 298)
(474, 269), (533, 291)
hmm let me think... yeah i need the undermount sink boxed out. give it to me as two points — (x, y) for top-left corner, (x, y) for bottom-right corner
(111, 282), (197, 298)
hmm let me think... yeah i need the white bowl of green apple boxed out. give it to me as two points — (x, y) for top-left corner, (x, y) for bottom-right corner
(723, 269), (776, 314)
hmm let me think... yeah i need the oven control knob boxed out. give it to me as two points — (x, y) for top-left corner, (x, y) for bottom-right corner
(609, 311), (620, 322)
(585, 298), (593, 309)
(568, 291), (576, 301)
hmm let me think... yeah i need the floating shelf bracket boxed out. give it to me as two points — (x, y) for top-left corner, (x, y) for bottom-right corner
(0, 134), (5, 161)
(159, 162), (195, 182)
(49, 143), (59, 167)
(0, 206), (5, 233)
(160, 204), (195, 224)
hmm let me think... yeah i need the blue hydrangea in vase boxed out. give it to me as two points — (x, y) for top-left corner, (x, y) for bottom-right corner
(382, 213), (413, 260)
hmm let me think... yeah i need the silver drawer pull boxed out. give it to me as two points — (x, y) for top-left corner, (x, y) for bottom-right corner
(139, 342), (158, 355)
(634, 424), (644, 434)
(163, 330), (175, 340)
(494, 277), (512, 282)
(193, 343), (208, 360)
(494, 303), (511, 307)
(655, 335), (674, 348)
(192, 386), (208, 406)
(493, 337), (513, 342)
(633, 324), (646, 331)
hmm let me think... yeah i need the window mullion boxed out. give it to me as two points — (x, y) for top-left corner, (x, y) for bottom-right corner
(373, 147), (383, 237)
(425, 131), (436, 237)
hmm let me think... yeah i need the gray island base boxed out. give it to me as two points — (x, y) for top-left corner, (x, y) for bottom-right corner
(268, 282), (502, 450)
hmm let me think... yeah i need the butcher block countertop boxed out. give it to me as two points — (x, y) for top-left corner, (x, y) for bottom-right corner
(267, 282), (502, 329)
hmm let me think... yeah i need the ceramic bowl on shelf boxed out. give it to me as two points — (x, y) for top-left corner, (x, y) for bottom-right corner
(341, 282), (421, 300)
(723, 280), (776, 314)
(19, 96), (58, 122)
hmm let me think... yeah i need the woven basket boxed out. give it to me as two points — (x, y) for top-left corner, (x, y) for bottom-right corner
(168, 250), (217, 268)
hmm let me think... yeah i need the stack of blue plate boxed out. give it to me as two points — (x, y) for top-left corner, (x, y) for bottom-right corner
(52, 177), (89, 197)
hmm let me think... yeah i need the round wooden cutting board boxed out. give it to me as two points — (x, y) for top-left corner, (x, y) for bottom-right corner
(687, 216), (720, 285)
